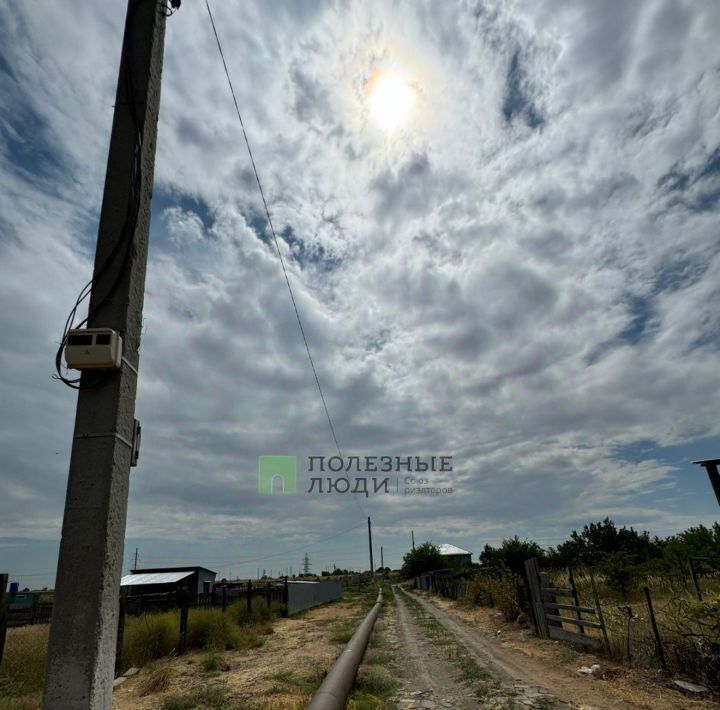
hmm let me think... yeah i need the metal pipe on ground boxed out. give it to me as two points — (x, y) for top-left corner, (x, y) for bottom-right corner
(307, 589), (384, 710)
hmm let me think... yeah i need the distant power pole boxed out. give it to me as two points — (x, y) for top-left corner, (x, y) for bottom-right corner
(380, 546), (384, 570)
(133, 548), (139, 571)
(412, 530), (415, 550)
(368, 517), (374, 579)
(693, 459), (720, 506)
(43, 2), (170, 708)
(301, 553), (312, 576)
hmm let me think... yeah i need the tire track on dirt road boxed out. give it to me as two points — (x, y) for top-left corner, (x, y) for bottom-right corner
(394, 583), (480, 708)
(402, 587), (632, 709)
(394, 586), (571, 708)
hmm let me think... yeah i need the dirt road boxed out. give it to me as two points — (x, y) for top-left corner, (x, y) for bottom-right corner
(392, 586), (572, 709)
(392, 587), (718, 710)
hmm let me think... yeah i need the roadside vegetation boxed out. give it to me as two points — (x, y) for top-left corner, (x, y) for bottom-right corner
(112, 578), (392, 710)
(0, 597), (284, 709)
(404, 520), (720, 693)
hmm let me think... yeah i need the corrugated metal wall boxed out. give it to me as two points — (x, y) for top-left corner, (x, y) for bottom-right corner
(287, 581), (342, 614)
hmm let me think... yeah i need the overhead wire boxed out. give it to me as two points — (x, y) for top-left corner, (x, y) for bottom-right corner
(203, 0), (340, 451)
(134, 521), (367, 569)
(203, 0), (369, 520)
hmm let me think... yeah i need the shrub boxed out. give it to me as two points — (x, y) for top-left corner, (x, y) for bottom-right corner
(186, 608), (245, 651)
(122, 611), (178, 668)
(465, 573), (521, 620)
(598, 552), (641, 598)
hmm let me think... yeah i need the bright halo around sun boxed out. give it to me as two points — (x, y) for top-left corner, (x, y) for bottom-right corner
(366, 70), (416, 132)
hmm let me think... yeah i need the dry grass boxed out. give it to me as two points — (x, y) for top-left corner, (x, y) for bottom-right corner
(137, 666), (171, 696)
(113, 581), (386, 710)
(0, 624), (48, 709)
(0, 597), (286, 706)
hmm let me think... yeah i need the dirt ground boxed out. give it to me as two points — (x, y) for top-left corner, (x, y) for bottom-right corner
(391, 586), (569, 708)
(111, 586), (719, 710)
(112, 597), (365, 709)
(408, 588), (719, 710)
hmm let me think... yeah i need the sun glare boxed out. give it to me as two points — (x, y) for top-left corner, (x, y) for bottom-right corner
(366, 71), (416, 132)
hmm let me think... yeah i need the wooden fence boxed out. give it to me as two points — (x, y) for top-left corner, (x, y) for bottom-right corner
(524, 558), (608, 649)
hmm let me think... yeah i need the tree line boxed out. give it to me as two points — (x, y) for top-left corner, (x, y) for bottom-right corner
(402, 518), (720, 594)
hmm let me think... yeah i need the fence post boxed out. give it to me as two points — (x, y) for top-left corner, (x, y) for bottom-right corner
(0, 574), (8, 669)
(247, 580), (252, 615)
(567, 568), (585, 634)
(115, 594), (126, 677)
(643, 586), (667, 671)
(31, 592), (39, 625)
(688, 558), (702, 602)
(619, 605), (633, 664)
(283, 576), (289, 617)
(539, 571), (561, 631)
(178, 588), (189, 655)
(589, 568), (609, 649)
(524, 558), (548, 638)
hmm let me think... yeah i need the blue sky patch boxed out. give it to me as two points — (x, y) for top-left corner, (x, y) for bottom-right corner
(502, 50), (543, 129)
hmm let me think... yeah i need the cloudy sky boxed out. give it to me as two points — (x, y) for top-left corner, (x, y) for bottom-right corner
(1, 0), (719, 588)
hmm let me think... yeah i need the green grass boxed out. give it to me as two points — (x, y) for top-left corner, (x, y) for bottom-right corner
(330, 617), (362, 644)
(354, 667), (397, 696)
(363, 649), (393, 666)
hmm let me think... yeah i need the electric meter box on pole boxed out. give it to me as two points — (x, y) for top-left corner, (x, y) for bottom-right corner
(64, 328), (123, 370)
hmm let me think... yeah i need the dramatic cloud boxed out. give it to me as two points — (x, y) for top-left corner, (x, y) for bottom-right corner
(1, 0), (719, 584)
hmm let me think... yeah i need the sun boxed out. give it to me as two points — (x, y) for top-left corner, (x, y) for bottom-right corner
(366, 70), (416, 132)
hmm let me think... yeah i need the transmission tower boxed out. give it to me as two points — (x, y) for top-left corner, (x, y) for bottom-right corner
(301, 553), (312, 576)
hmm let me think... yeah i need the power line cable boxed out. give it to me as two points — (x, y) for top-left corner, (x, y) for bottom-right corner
(204, 0), (341, 456)
(204, 0), (371, 522)
(133, 521), (366, 568)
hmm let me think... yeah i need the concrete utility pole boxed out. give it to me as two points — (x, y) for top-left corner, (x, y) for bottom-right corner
(412, 530), (415, 550)
(380, 546), (384, 570)
(43, 2), (169, 707)
(693, 459), (720, 506)
(133, 547), (139, 571)
(368, 517), (374, 579)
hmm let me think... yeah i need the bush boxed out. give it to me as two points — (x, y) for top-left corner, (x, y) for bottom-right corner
(599, 551), (641, 598)
(122, 611), (178, 668)
(400, 542), (444, 578)
(465, 573), (521, 620)
(187, 608), (246, 651)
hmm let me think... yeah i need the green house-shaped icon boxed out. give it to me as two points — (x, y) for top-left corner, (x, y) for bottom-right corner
(258, 456), (297, 494)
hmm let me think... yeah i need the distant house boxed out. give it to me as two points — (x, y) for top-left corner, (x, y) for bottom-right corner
(120, 566), (217, 600)
(437, 544), (472, 566)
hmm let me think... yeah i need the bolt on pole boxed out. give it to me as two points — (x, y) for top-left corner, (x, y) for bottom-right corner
(42, 2), (168, 707)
